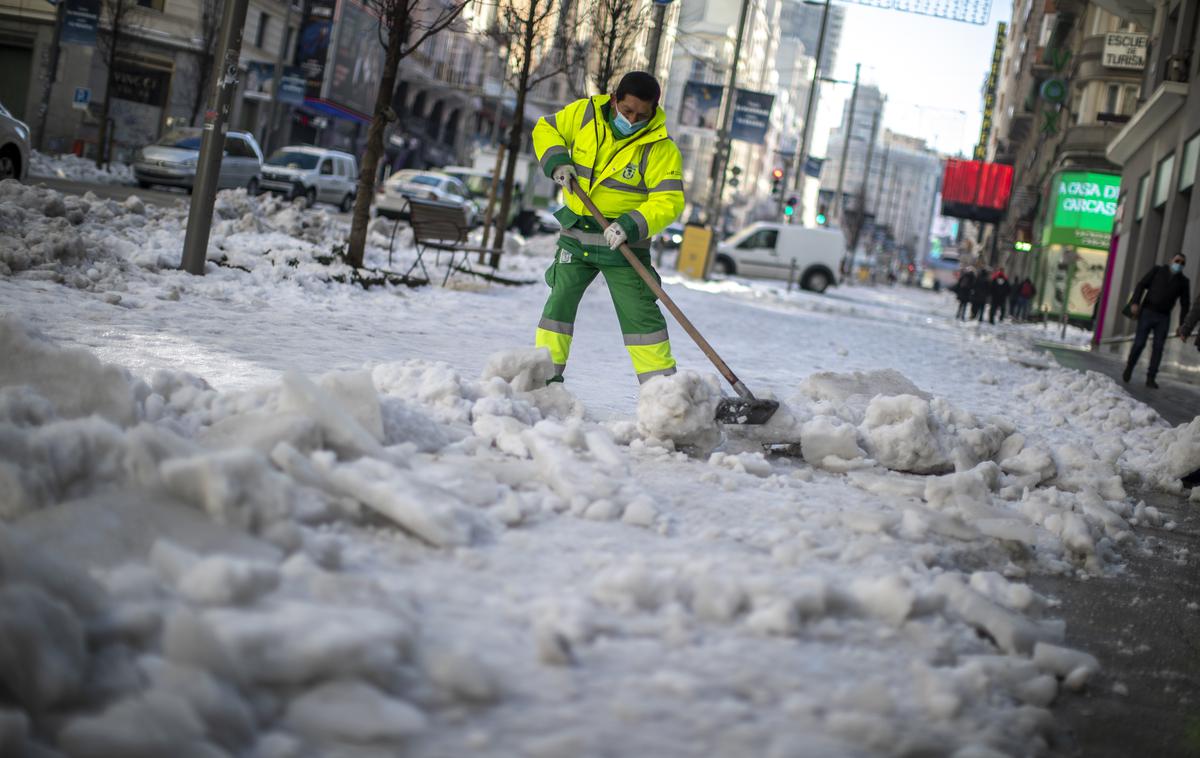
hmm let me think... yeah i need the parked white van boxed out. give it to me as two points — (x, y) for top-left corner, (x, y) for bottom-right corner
(260, 146), (358, 211)
(713, 223), (844, 292)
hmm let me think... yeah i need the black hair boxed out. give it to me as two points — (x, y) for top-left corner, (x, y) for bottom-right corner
(614, 71), (661, 108)
(1175, 253), (1187, 264)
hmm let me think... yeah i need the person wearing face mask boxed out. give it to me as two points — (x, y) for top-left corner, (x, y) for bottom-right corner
(1123, 254), (1190, 388)
(530, 71), (686, 385)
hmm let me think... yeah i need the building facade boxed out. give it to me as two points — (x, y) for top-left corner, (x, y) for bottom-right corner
(982, 0), (1145, 331)
(1100, 0), (1200, 372)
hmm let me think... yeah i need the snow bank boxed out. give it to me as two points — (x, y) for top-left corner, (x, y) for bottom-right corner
(636, 370), (722, 452)
(30, 151), (136, 185)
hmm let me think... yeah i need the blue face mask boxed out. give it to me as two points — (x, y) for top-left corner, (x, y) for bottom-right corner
(613, 110), (648, 138)
(1172, 263), (1184, 273)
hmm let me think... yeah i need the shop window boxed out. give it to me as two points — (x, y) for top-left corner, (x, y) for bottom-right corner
(255, 13), (270, 49)
(1181, 132), (1200, 191)
(1154, 153), (1175, 207)
(1136, 173), (1149, 220)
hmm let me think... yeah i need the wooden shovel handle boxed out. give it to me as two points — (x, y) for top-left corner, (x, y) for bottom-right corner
(567, 177), (755, 400)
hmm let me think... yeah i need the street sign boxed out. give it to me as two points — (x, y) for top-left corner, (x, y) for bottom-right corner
(61, 0), (99, 46)
(71, 87), (90, 110)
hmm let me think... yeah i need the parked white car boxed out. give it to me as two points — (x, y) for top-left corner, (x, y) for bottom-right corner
(0, 101), (30, 182)
(133, 128), (263, 193)
(260, 146), (358, 211)
(375, 169), (478, 225)
(714, 222), (844, 293)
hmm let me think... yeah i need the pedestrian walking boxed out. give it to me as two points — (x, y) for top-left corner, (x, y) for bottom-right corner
(970, 267), (991, 321)
(1123, 254), (1191, 388)
(1011, 277), (1036, 321)
(953, 266), (976, 321)
(530, 71), (686, 385)
(989, 269), (1012, 324)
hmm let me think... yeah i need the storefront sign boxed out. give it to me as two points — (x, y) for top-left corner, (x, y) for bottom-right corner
(729, 89), (774, 145)
(1046, 171), (1120, 248)
(1103, 32), (1147, 70)
(974, 21), (1006, 160)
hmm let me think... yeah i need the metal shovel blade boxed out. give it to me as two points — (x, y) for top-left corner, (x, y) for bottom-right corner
(715, 397), (780, 425)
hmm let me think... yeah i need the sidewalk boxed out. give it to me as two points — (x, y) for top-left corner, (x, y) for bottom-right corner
(1037, 342), (1200, 426)
(1035, 343), (1200, 757)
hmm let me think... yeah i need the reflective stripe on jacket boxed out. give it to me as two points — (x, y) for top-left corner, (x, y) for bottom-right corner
(531, 94), (685, 248)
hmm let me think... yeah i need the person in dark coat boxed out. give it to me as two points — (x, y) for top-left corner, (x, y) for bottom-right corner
(1012, 277), (1036, 321)
(989, 269), (1012, 324)
(970, 267), (991, 321)
(953, 267), (976, 320)
(1123, 253), (1191, 388)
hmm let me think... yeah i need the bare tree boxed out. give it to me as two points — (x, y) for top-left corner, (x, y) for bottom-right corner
(589, 0), (650, 94)
(344, 0), (470, 269)
(95, 0), (142, 168)
(489, 0), (585, 260)
(190, 0), (225, 126)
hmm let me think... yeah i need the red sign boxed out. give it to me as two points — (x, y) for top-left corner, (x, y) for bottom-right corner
(941, 159), (1014, 223)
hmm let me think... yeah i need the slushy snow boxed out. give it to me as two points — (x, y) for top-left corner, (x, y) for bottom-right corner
(1, 178), (1196, 756)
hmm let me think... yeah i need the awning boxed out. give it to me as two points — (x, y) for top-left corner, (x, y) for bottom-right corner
(1106, 81), (1187, 166)
(302, 97), (371, 126)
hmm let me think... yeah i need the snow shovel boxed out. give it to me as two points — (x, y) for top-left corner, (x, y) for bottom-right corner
(567, 177), (778, 425)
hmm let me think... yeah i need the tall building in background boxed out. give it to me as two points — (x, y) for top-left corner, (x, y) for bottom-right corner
(779, 0), (844, 75)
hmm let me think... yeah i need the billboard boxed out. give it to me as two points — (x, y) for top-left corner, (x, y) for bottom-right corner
(678, 81), (723, 132)
(326, 0), (385, 118)
(729, 89), (774, 145)
(295, 0), (337, 99)
(1045, 171), (1120, 248)
(974, 21), (1006, 160)
(940, 159), (1013, 223)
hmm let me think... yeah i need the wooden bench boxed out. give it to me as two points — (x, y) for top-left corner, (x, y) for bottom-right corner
(398, 197), (511, 287)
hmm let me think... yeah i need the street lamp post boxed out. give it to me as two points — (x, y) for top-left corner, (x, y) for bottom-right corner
(831, 62), (860, 227)
(790, 0), (831, 225)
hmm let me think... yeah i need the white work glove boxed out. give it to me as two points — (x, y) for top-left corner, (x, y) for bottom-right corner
(552, 164), (577, 188)
(604, 223), (627, 249)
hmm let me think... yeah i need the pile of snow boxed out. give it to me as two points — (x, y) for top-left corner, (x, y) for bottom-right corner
(635, 370), (722, 452)
(30, 150), (135, 185)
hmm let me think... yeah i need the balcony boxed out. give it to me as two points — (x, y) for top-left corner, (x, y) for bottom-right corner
(1090, 0), (1155, 30)
(1107, 80), (1189, 164)
(1060, 123), (1122, 157)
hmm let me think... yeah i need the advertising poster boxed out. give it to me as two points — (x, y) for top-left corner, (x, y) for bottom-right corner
(296, 0), (337, 100)
(678, 82), (723, 133)
(729, 89), (774, 145)
(327, 0), (385, 117)
(244, 61), (275, 100)
(1045, 171), (1120, 248)
(61, 0), (100, 47)
(279, 66), (307, 105)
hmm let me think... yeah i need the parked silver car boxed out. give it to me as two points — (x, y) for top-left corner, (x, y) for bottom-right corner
(133, 128), (263, 193)
(260, 146), (358, 211)
(375, 169), (479, 225)
(0, 101), (30, 182)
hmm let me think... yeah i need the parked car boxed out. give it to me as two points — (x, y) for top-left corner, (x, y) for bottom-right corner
(133, 128), (263, 193)
(375, 169), (478, 225)
(0, 101), (30, 182)
(260, 146), (357, 211)
(713, 222), (844, 293)
(656, 223), (685, 250)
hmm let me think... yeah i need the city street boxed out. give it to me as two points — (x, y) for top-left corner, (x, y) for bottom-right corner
(2, 178), (1199, 756)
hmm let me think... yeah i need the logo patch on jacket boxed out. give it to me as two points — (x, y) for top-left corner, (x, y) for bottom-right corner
(559, 250), (572, 264)
(622, 163), (637, 180)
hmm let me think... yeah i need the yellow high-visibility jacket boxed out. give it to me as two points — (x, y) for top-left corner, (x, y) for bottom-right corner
(532, 94), (685, 251)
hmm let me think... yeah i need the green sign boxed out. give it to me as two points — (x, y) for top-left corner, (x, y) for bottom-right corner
(1045, 171), (1120, 249)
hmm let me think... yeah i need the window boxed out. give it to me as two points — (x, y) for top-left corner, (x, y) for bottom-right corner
(1154, 153), (1175, 207)
(224, 136), (255, 158)
(737, 229), (778, 250)
(1181, 132), (1200, 191)
(255, 12), (270, 48)
(319, 159), (333, 175)
(1121, 85), (1139, 115)
(136, 0), (164, 10)
(1136, 173), (1149, 220)
(1105, 84), (1120, 114)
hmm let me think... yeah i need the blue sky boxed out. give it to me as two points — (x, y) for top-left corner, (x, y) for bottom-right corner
(810, 0), (1014, 158)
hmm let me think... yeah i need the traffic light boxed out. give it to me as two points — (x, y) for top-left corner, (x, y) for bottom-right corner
(784, 196), (798, 217)
(771, 167), (784, 196)
(816, 203), (828, 225)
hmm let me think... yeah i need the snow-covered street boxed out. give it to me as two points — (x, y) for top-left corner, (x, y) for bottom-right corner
(2, 180), (1198, 757)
